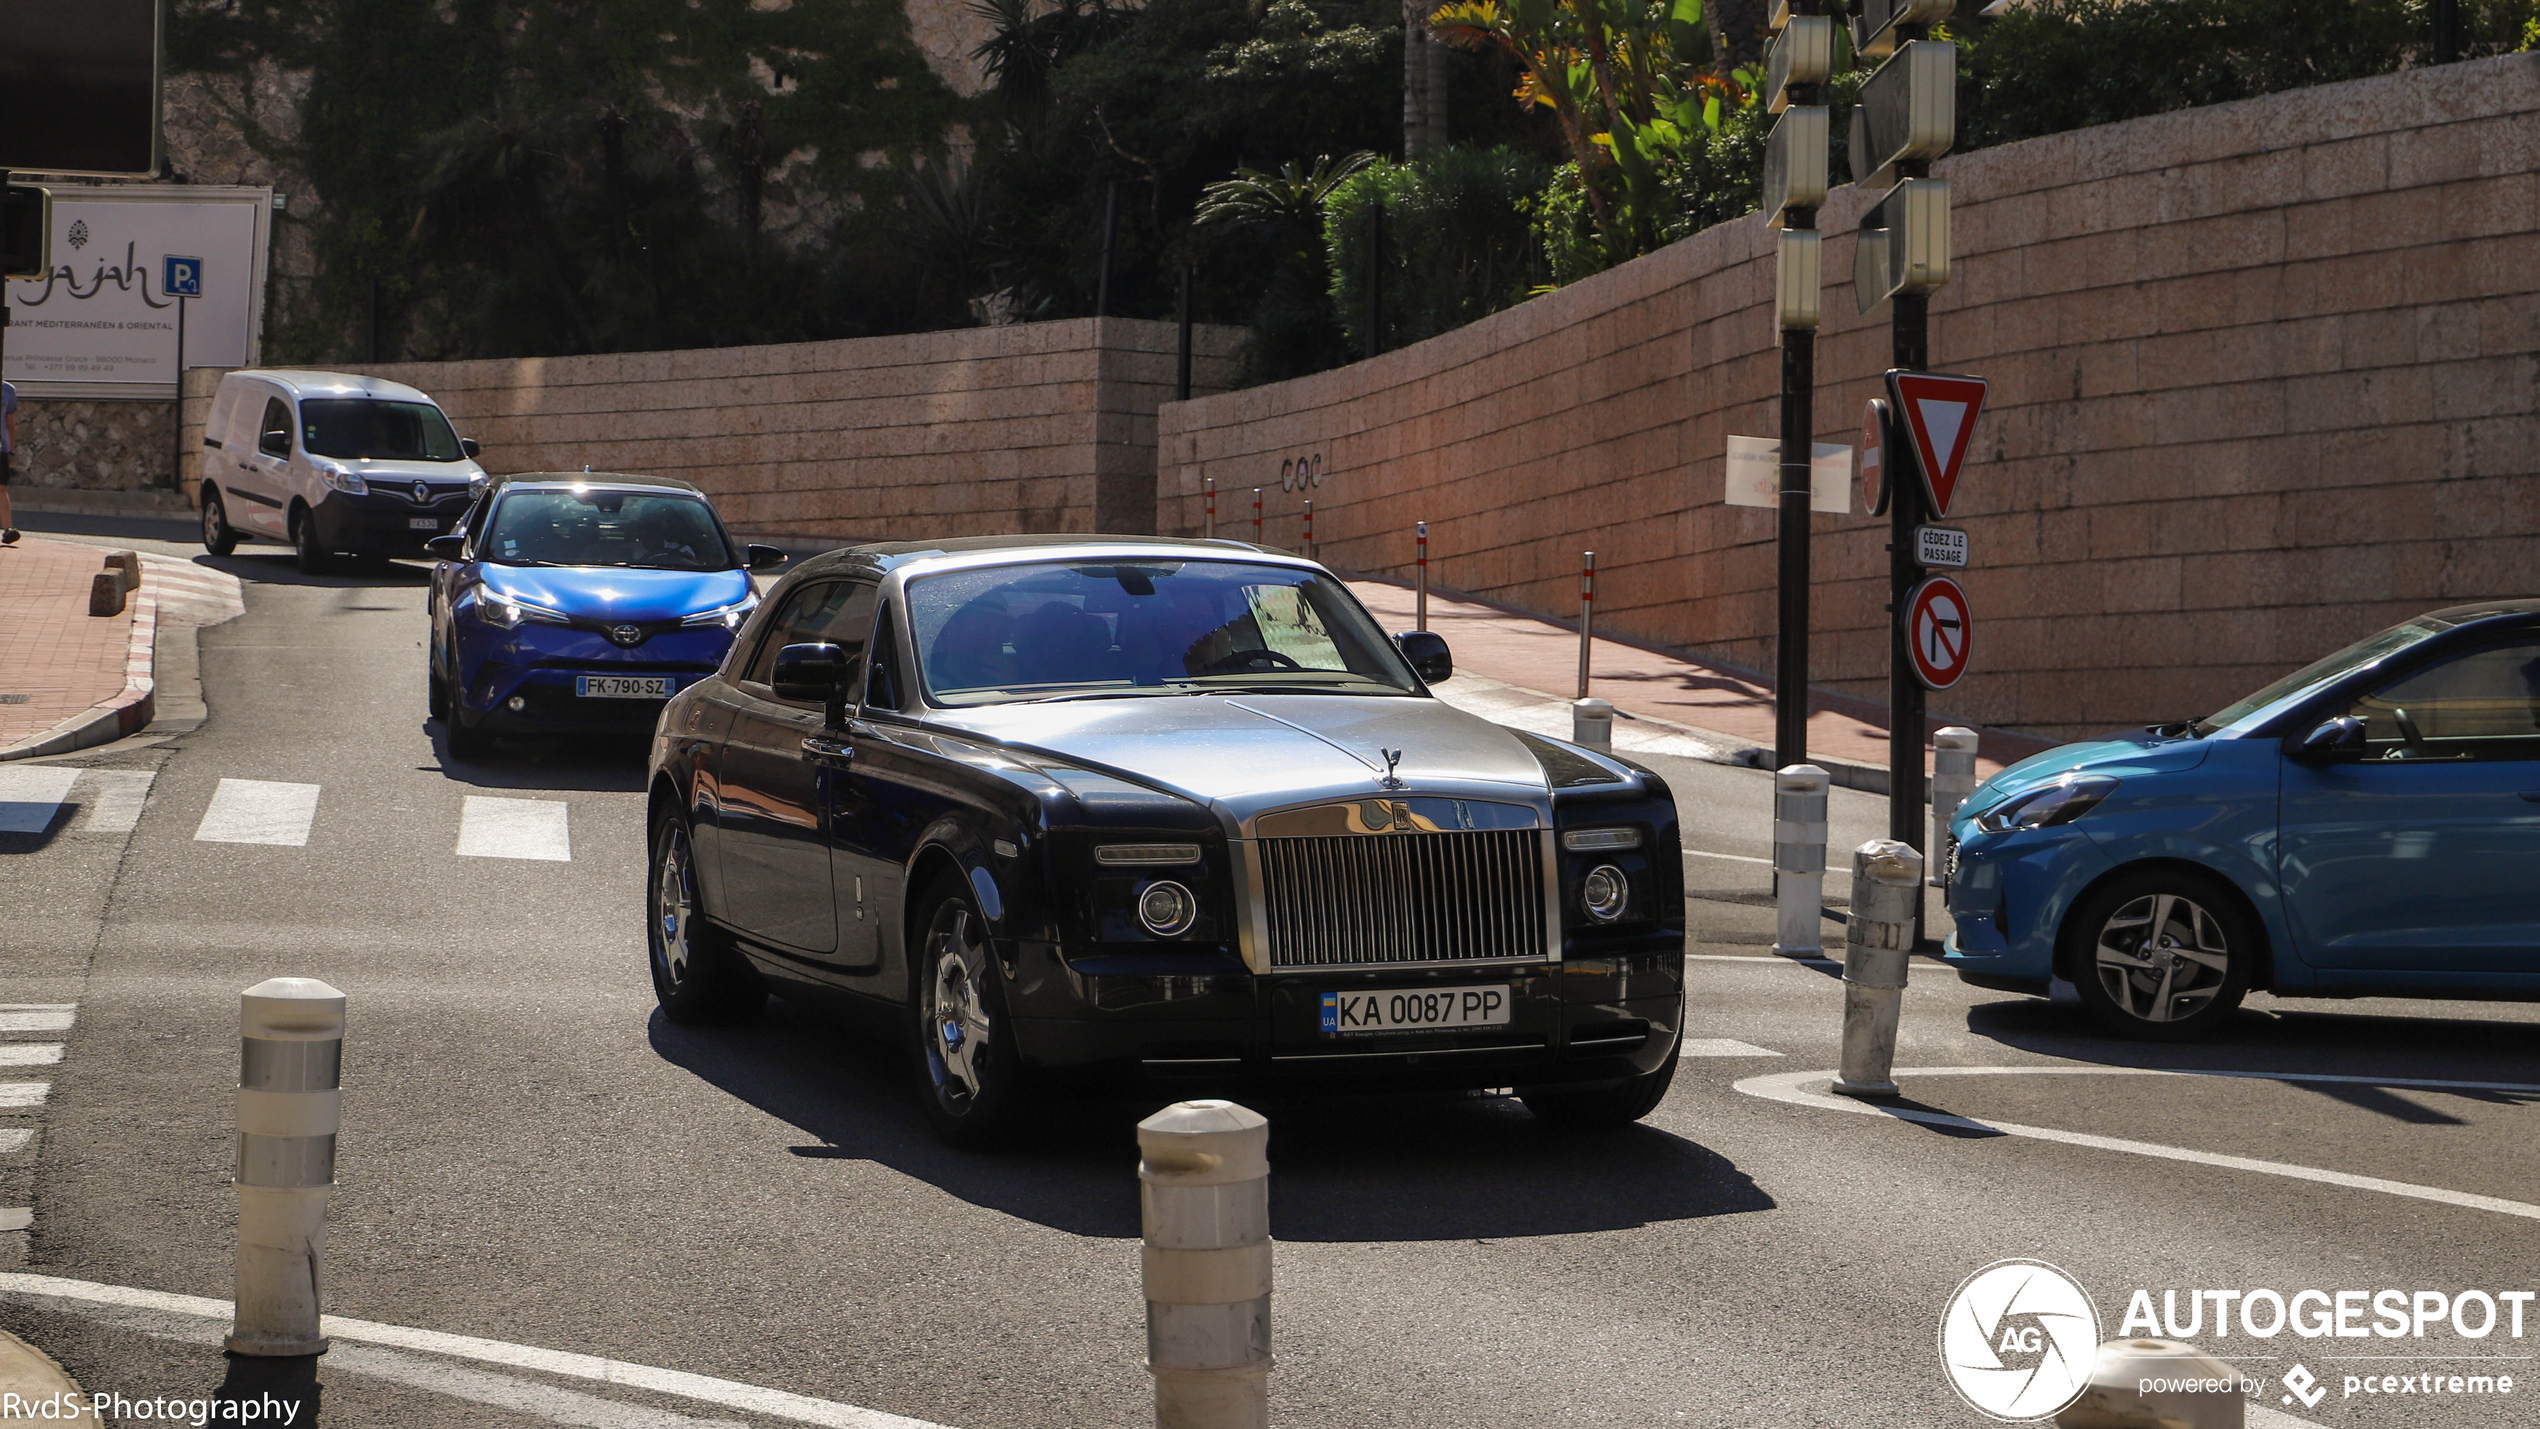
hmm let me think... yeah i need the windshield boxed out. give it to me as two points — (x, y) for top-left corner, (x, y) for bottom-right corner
(300, 398), (464, 462)
(480, 489), (737, 570)
(2200, 619), (2448, 735)
(909, 560), (1420, 706)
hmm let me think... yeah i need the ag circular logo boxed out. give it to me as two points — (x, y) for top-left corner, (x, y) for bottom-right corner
(1939, 1259), (2100, 1421)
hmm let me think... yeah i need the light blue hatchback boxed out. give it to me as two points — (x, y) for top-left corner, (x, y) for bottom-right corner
(1941, 599), (2540, 1041)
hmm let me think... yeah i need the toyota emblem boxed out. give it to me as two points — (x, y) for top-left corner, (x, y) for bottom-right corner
(609, 624), (645, 647)
(413, 480), (430, 504)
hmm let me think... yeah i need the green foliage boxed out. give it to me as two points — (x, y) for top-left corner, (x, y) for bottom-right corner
(171, 0), (965, 361)
(1323, 146), (1554, 351)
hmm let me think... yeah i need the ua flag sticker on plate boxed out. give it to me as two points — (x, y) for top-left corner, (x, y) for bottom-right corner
(1885, 371), (1988, 517)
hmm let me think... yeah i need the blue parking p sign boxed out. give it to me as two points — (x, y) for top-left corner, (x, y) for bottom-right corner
(163, 254), (203, 299)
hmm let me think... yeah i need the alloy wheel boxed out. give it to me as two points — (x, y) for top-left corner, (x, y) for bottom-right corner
(2091, 893), (2230, 1023)
(924, 903), (995, 1112)
(652, 822), (698, 989)
(201, 496), (224, 547)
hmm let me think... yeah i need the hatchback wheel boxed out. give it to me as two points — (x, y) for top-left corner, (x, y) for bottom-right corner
(2064, 870), (2253, 1041)
(647, 810), (763, 1024)
(912, 877), (1026, 1147)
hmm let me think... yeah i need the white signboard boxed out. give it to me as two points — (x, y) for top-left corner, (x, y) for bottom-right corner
(1915, 523), (1969, 568)
(3, 184), (270, 398)
(1725, 435), (1851, 514)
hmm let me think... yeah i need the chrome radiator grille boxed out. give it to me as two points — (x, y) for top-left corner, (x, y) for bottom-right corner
(1256, 830), (1548, 968)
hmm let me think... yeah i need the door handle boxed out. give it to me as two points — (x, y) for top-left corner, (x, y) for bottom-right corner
(801, 735), (855, 768)
(2521, 791), (2540, 803)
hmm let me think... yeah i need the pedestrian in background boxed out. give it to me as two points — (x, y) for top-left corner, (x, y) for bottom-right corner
(0, 378), (19, 545)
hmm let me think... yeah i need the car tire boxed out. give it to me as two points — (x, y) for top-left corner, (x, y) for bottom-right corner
(200, 488), (240, 556)
(911, 873), (1029, 1149)
(647, 808), (764, 1024)
(1520, 1037), (1681, 1129)
(291, 507), (332, 575)
(427, 647), (451, 722)
(2063, 869), (2255, 1042)
(445, 701), (492, 760)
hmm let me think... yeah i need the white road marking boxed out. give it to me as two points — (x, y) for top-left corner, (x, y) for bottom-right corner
(0, 1132), (32, 1155)
(0, 1211), (27, 1233)
(1737, 1065), (2540, 1222)
(1680, 1039), (1782, 1057)
(456, 795), (572, 862)
(0, 1085), (51, 1109)
(0, 767), (80, 835)
(0, 1008), (74, 1034)
(1691, 953), (1833, 964)
(0, 1047), (64, 1067)
(194, 778), (322, 846)
(71, 768), (155, 835)
(1684, 848), (1773, 865)
(0, 1273), (957, 1429)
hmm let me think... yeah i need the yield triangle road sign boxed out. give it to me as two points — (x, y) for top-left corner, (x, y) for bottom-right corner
(1885, 370), (1988, 518)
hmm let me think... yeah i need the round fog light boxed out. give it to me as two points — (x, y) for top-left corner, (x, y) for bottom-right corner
(1581, 864), (1628, 923)
(1137, 880), (1198, 937)
(506, 695), (527, 712)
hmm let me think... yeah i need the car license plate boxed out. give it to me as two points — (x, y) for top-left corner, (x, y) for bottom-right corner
(576, 675), (672, 699)
(408, 517), (439, 530)
(1321, 986), (1510, 1035)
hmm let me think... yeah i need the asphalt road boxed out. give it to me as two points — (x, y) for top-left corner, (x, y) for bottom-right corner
(4, 524), (2537, 1429)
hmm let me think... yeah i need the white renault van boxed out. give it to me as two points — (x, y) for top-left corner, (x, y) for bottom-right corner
(197, 370), (488, 572)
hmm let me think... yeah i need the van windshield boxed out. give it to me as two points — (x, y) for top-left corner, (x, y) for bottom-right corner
(300, 399), (465, 462)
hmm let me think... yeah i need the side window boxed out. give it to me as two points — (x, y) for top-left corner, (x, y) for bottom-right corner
(742, 581), (880, 702)
(2347, 640), (2540, 761)
(258, 397), (294, 457)
(205, 387), (238, 448)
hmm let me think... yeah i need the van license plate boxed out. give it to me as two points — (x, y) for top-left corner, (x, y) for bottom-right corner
(408, 517), (439, 530)
(577, 676), (672, 699)
(1321, 986), (1510, 1035)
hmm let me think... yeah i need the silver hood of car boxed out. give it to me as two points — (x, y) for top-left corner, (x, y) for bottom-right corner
(926, 692), (1568, 831)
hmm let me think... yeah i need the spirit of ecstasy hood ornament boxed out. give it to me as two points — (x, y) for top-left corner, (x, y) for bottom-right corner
(1380, 747), (1404, 790)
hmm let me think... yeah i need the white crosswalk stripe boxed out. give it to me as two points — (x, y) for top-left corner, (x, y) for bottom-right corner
(0, 1086), (50, 1110)
(0, 1008), (74, 1034)
(0, 768), (80, 836)
(69, 769), (155, 835)
(0, 1047), (64, 1067)
(194, 778), (321, 846)
(0, 1002), (71, 1240)
(455, 796), (573, 862)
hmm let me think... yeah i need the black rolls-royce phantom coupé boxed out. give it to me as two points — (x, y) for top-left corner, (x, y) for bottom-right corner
(645, 536), (1685, 1144)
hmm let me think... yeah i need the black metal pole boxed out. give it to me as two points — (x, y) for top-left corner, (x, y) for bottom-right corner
(369, 276), (381, 363)
(172, 295), (187, 491)
(1364, 198), (1382, 361)
(1095, 180), (1118, 318)
(1176, 262), (1193, 401)
(1776, 329), (1815, 769)
(2434, 0), (2459, 62)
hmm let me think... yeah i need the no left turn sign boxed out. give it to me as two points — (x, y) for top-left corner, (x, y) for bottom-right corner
(1903, 576), (1972, 690)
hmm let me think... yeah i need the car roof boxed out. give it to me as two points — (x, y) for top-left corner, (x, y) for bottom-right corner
(481, 472), (708, 497)
(227, 369), (443, 406)
(782, 534), (1289, 582)
(2422, 598), (2540, 631)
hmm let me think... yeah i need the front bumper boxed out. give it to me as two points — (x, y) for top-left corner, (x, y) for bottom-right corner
(1936, 825), (2114, 993)
(455, 623), (735, 734)
(1003, 934), (1685, 1093)
(309, 491), (472, 554)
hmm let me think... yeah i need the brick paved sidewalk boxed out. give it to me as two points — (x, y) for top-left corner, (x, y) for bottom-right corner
(1348, 579), (2054, 785)
(0, 539), (156, 758)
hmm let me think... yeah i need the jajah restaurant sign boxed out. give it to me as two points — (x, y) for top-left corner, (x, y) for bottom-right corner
(3, 184), (272, 399)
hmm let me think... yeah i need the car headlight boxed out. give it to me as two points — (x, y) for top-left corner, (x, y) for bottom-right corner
(1580, 864), (1629, 923)
(1136, 880), (1198, 937)
(680, 594), (760, 630)
(1562, 826), (1643, 851)
(316, 463), (368, 496)
(472, 591), (568, 629)
(1975, 775), (2118, 834)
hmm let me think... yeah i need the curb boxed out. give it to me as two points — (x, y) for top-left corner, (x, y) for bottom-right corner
(0, 593), (157, 763)
(0, 1325), (98, 1424)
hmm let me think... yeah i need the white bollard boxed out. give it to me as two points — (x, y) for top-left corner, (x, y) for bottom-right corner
(1832, 841), (1920, 1099)
(1930, 726), (1980, 889)
(1772, 765), (1830, 957)
(2057, 1339), (2247, 1428)
(1571, 698), (1614, 752)
(1140, 1100), (1272, 1429)
(228, 977), (344, 1357)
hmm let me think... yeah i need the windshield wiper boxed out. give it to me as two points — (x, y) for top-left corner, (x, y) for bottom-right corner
(486, 557), (566, 567)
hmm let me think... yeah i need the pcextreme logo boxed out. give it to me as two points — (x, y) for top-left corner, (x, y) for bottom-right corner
(1940, 1260), (2102, 1421)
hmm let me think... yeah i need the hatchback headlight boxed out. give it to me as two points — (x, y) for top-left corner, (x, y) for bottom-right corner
(1975, 775), (2118, 833)
(680, 594), (760, 630)
(473, 591), (568, 629)
(316, 463), (368, 496)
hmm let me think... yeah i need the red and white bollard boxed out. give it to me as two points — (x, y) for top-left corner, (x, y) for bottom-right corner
(1415, 521), (1429, 631)
(1576, 550), (1596, 700)
(1301, 499), (1313, 560)
(1251, 488), (1262, 544)
(1204, 477), (1216, 540)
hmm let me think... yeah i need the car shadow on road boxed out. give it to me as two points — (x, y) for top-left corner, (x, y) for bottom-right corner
(649, 999), (1775, 1242)
(419, 722), (649, 791)
(196, 552), (432, 589)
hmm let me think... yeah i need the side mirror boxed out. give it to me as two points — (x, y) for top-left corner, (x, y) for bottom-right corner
(772, 641), (851, 714)
(2290, 715), (2367, 762)
(747, 544), (788, 572)
(259, 430), (290, 458)
(459, 437), (482, 459)
(1395, 630), (1453, 685)
(423, 535), (464, 560)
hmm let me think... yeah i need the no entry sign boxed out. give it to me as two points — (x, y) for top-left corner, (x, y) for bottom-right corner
(1885, 371), (1987, 517)
(1903, 575), (1972, 689)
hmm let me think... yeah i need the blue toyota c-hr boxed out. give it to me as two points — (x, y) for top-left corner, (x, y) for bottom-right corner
(1942, 599), (2540, 1041)
(426, 474), (785, 757)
